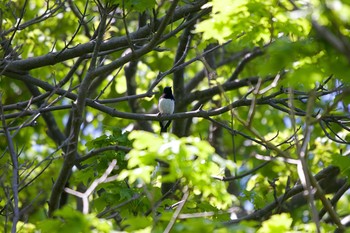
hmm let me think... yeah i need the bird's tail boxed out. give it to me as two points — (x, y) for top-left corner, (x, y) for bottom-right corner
(160, 120), (172, 133)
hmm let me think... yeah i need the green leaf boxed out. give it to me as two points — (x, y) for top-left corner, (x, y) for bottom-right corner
(123, 131), (233, 209)
(257, 213), (293, 233)
(38, 206), (87, 233)
(37, 219), (63, 233)
(123, 216), (153, 231)
(107, 0), (156, 12)
(129, 131), (164, 151)
(332, 154), (350, 182)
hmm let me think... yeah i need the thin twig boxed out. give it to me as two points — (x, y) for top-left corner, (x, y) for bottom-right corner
(309, 171), (345, 231)
(56, 0), (89, 56)
(212, 161), (270, 181)
(319, 183), (350, 219)
(224, 166), (342, 225)
(296, 90), (320, 232)
(97, 193), (142, 218)
(65, 159), (118, 214)
(1, 1), (63, 37)
(76, 145), (131, 164)
(0, 94), (20, 233)
(164, 188), (189, 233)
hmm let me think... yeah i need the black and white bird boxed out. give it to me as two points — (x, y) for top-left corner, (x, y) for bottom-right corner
(158, 86), (175, 133)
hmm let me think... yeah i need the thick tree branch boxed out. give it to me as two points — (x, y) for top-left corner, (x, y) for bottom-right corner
(173, 15), (194, 136)
(123, 13), (153, 132)
(2, 82), (350, 141)
(48, 7), (109, 215)
(179, 76), (270, 108)
(312, 20), (350, 64)
(228, 47), (264, 81)
(224, 166), (343, 225)
(1, 0), (207, 72)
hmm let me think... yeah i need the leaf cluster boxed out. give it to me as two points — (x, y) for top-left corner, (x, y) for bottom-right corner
(1, 0), (350, 232)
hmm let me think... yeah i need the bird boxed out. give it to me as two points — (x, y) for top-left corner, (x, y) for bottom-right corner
(158, 86), (175, 133)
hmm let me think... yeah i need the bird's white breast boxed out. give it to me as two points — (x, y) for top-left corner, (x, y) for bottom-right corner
(158, 98), (175, 114)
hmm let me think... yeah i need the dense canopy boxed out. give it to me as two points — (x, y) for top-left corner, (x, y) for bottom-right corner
(1, 0), (350, 232)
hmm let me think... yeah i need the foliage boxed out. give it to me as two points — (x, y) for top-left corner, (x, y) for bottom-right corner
(1, 0), (350, 232)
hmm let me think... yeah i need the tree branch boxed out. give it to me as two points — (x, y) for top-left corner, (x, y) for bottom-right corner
(0, 94), (19, 233)
(2, 0), (207, 72)
(173, 14), (194, 136)
(224, 166), (342, 225)
(65, 159), (117, 214)
(48, 5), (109, 215)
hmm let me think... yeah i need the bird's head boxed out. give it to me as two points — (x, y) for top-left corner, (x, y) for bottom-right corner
(163, 86), (172, 94)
